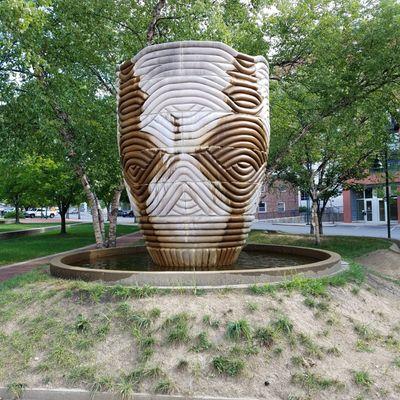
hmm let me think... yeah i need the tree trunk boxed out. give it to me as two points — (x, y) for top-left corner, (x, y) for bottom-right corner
(75, 165), (105, 247)
(317, 201), (329, 235)
(317, 208), (324, 235)
(107, 182), (124, 247)
(97, 198), (105, 242)
(106, 202), (111, 222)
(14, 196), (20, 224)
(147, 0), (167, 45)
(311, 199), (321, 245)
(59, 203), (68, 234)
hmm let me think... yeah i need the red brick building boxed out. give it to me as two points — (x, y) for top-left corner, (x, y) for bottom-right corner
(256, 181), (299, 220)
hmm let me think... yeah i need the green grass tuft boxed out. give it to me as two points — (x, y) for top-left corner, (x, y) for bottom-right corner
(6, 382), (27, 399)
(249, 283), (276, 295)
(191, 332), (213, 352)
(202, 315), (220, 329)
(67, 365), (96, 384)
(272, 315), (294, 335)
(163, 313), (191, 343)
(226, 320), (252, 341)
(212, 356), (245, 376)
(292, 371), (344, 390)
(253, 326), (275, 347)
(154, 378), (173, 394)
(75, 314), (91, 333)
(353, 370), (373, 388)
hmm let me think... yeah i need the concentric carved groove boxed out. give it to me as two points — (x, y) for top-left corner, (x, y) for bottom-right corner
(117, 41), (269, 268)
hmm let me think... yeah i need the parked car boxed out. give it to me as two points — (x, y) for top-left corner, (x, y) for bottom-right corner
(117, 209), (135, 217)
(0, 205), (14, 217)
(24, 208), (56, 218)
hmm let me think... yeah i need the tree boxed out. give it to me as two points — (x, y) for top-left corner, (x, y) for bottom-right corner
(266, 0), (400, 244)
(39, 159), (83, 234)
(0, 0), (270, 247)
(0, 156), (47, 223)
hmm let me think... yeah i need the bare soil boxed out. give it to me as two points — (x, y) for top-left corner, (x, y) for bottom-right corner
(1, 265), (400, 400)
(357, 248), (400, 280)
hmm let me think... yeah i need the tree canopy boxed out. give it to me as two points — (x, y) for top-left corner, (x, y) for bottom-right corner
(0, 0), (399, 244)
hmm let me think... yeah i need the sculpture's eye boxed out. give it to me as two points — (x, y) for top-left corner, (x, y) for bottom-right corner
(231, 160), (255, 175)
(210, 147), (265, 172)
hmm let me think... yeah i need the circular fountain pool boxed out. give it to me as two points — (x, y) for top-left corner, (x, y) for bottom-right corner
(50, 244), (345, 288)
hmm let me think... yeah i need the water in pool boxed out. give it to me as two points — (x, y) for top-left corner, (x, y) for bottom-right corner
(75, 249), (317, 271)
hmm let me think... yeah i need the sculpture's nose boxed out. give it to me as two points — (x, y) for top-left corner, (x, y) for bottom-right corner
(146, 153), (232, 217)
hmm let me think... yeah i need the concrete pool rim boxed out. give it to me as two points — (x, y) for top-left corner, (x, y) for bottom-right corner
(49, 244), (344, 288)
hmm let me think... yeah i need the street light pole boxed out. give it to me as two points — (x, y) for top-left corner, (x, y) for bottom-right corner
(384, 146), (391, 239)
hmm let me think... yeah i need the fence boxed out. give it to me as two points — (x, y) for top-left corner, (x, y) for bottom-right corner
(257, 206), (344, 224)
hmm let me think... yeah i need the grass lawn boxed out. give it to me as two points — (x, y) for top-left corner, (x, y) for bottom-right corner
(0, 223), (138, 266)
(0, 223), (64, 233)
(248, 230), (391, 260)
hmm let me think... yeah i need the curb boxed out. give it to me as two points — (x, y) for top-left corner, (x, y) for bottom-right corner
(0, 388), (259, 400)
(0, 223), (83, 241)
(389, 239), (400, 254)
(270, 223), (337, 227)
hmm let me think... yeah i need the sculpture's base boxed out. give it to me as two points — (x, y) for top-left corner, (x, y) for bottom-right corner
(147, 246), (242, 268)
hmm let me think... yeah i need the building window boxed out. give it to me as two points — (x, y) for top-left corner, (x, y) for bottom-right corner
(277, 202), (285, 212)
(365, 187), (373, 198)
(355, 190), (364, 199)
(300, 191), (309, 200)
(258, 202), (266, 212)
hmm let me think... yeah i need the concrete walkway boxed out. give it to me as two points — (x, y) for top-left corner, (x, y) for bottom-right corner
(252, 220), (400, 239)
(0, 231), (143, 283)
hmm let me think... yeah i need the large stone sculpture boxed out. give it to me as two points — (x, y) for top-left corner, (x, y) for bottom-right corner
(117, 41), (269, 268)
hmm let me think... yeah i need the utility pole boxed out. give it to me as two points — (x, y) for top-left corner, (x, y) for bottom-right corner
(384, 146), (391, 238)
(383, 114), (400, 239)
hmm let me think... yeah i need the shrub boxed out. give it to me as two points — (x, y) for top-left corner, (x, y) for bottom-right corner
(4, 211), (24, 219)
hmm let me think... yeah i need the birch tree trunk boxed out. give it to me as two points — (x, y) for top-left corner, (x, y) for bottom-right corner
(75, 165), (105, 247)
(107, 181), (125, 247)
(311, 199), (321, 245)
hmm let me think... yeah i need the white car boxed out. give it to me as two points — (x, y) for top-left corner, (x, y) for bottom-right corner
(24, 208), (56, 218)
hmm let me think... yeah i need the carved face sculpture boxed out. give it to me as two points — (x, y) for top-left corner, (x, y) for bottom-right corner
(117, 41), (269, 268)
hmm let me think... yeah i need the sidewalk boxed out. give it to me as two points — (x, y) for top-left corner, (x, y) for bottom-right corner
(0, 231), (143, 283)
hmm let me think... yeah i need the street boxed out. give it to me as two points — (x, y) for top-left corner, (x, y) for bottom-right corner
(33, 211), (400, 240)
(252, 220), (400, 240)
